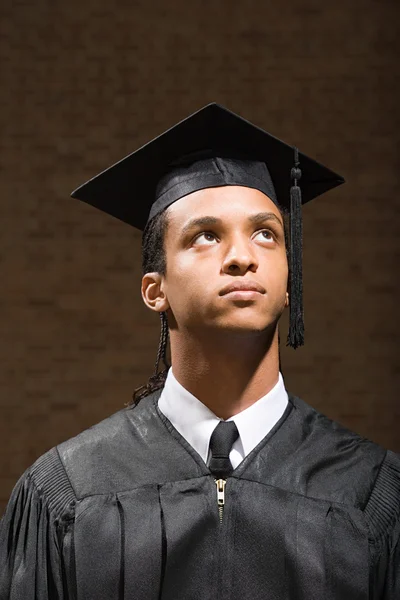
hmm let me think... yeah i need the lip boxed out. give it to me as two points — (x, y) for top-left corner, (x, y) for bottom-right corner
(223, 290), (261, 299)
(219, 281), (266, 296)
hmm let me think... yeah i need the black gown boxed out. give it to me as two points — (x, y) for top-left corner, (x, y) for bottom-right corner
(1, 389), (399, 600)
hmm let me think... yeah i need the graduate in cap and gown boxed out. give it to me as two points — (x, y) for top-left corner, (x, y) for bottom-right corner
(1, 103), (399, 599)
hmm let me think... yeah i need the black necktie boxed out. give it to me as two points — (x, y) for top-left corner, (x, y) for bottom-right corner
(208, 420), (239, 478)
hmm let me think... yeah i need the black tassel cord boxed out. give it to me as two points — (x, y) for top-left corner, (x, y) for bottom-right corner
(286, 147), (305, 349)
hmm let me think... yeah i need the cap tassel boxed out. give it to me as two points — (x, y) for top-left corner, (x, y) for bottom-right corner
(286, 147), (305, 349)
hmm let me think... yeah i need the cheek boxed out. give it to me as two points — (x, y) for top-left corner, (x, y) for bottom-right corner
(165, 261), (205, 307)
(262, 252), (288, 287)
(171, 252), (211, 284)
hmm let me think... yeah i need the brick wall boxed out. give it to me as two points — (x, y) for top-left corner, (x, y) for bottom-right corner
(1, 0), (399, 512)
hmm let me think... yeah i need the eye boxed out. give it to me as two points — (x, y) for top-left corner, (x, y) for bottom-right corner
(193, 232), (218, 245)
(253, 229), (276, 243)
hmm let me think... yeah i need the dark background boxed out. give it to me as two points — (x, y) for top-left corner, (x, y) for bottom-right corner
(1, 0), (399, 513)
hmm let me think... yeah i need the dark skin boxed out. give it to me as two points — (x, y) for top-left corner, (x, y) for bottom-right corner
(142, 185), (289, 420)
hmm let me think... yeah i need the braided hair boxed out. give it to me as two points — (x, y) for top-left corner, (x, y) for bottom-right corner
(129, 208), (171, 407)
(129, 202), (290, 407)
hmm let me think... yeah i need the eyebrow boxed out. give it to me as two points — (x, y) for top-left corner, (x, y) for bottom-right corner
(180, 211), (284, 237)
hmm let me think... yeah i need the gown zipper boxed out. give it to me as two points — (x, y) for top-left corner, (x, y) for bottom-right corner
(215, 478), (226, 524)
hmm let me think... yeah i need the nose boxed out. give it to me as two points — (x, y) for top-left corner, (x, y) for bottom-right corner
(221, 235), (259, 275)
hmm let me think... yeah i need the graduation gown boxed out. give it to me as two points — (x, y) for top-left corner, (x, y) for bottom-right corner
(1, 389), (399, 600)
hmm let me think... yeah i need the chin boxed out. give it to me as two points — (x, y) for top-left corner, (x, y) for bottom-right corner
(215, 316), (276, 335)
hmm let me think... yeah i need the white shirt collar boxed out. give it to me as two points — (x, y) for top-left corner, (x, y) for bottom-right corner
(158, 368), (289, 468)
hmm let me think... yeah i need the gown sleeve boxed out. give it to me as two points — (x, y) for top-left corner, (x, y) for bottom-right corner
(364, 449), (400, 599)
(0, 448), (76, 600)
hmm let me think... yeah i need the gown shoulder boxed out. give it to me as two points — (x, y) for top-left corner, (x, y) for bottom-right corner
(363, 449), (400, 598)
(0, 447), (76, 599)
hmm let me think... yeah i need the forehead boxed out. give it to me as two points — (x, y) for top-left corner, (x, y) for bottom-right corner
(166, 185), (281, 226)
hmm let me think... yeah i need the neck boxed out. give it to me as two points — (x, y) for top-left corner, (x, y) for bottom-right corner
(169, 325), (280, 420)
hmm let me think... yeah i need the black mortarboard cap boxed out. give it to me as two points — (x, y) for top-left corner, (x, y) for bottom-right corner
(71, 102), (345, 349)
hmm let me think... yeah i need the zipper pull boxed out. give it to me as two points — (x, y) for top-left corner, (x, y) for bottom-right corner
(215, 478), (226, 523)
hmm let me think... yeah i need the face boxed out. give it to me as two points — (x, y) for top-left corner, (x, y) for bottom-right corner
(142, 185), (289, 336)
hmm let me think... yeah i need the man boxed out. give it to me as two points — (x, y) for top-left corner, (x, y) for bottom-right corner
(1, 103), (399, 599)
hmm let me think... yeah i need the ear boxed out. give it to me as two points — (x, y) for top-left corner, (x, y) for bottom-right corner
(141, 272), (170, 313)
(284, 292), (289, 308)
